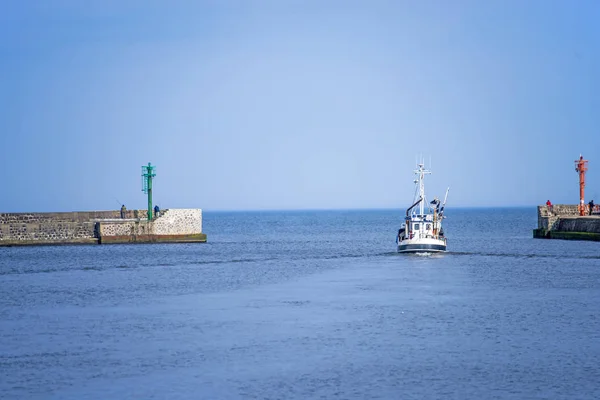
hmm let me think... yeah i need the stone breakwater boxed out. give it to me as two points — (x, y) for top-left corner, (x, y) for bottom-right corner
(0, 209), (206, 246)
(534, 205), (600, 241)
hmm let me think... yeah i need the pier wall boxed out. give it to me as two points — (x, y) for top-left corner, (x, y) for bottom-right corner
(556, 217), (600, 233)
(0, 212), (104, 245)
(534, 205), (600, 241)
(98, 209), (206, 244)
(0, 209), (206, 246)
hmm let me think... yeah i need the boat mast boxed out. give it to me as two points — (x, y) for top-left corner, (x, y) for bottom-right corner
(414, 161), (431, 215)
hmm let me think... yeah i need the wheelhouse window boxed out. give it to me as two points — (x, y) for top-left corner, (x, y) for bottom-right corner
(426, 224), (431, 230)
(414, 223), (420, 230)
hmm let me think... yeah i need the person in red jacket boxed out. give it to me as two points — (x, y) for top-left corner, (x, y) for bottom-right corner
(546, 200), (553, 214)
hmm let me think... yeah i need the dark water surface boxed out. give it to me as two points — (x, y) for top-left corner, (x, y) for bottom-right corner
(1, 208), (599, 399)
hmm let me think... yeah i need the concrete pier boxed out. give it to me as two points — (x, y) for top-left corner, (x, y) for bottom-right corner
(533, 205), (600, 241)
(0, 209), (207, 246)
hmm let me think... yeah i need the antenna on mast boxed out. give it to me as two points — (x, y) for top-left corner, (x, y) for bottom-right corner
(439, 187), (450, 218)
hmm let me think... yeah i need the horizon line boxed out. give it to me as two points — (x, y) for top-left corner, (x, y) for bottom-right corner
(0, 204), (557, 214)
(202, 205), (543, 212)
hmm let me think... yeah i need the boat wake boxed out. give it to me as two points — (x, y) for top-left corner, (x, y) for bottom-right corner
(449, 251), (600, 260)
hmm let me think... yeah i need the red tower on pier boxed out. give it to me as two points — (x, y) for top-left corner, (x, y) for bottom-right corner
(575, 155), (588, 216)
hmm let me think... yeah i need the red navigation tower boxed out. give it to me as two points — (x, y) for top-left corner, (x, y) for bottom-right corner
(575, 155), (588, 216)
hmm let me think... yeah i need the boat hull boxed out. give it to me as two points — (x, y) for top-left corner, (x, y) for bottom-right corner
(397, 237), (447, 253)
(397, 243), (446, 253)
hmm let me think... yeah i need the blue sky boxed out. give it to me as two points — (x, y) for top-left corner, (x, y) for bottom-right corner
(1, 0), (599, 212)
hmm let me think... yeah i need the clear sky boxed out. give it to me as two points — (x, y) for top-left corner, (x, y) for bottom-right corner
(1, 0), (599, 212)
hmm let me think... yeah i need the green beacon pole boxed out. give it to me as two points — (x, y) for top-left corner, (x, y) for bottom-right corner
(141, 163), (156, 221)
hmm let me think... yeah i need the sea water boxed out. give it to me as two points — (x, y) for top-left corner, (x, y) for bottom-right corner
(1, 208), (599, 399)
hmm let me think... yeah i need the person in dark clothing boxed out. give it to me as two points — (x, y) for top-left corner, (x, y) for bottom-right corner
(589, 200), (595, 216)
(154, 205), (160, 218)
(120, 205), (126, 219)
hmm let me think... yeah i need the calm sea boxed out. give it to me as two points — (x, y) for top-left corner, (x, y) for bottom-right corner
(1, 208), (599, 399)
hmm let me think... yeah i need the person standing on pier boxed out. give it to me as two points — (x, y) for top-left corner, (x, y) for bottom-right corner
(120, 204), (126, 219)
(154, 205), (160, 218)
(546, 200), (553, 214)
(589, 200), (595, 216)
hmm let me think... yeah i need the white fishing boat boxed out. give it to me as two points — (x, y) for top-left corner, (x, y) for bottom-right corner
(396, 162), (449, 253)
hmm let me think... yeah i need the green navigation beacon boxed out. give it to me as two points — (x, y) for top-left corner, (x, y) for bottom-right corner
(141, 163), (157, 220)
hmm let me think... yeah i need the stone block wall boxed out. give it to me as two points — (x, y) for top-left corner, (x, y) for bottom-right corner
(537, 206), (560, 231)
(97, 220), (152, 237)
(153, 209), (202, 235)
(546, 204), (580, 216)
(0, 211), (106, 244)
(0, 222), (96, 244)
(537, 205), (600, 234)
(0, 210), (149, 224)
(0, 209), (203, 245)
(98, 209), (202, 237)
(556, 217), (600, 233)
